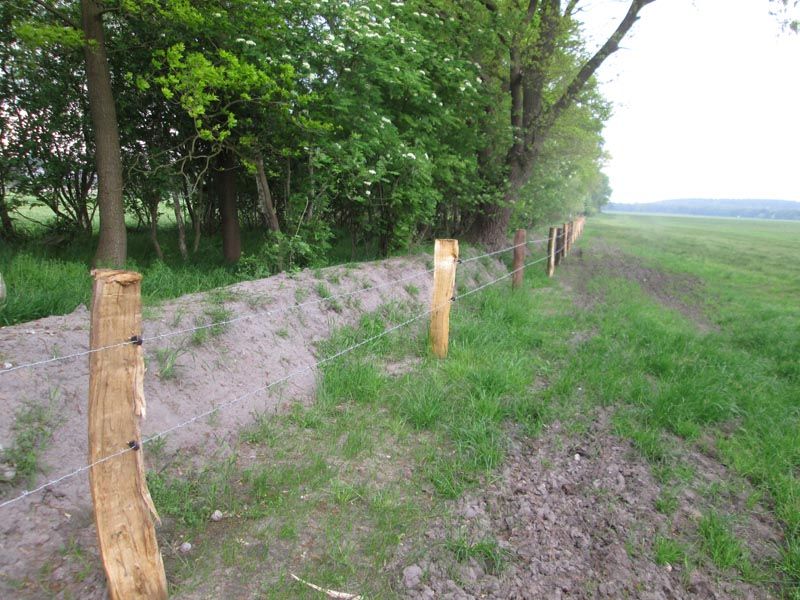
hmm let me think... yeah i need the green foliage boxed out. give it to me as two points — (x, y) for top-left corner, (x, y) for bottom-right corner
(1, 393), (60, 485)
(236, 232), (320, 278)
(2, 0), (609, 276)
(446, 534), (509, 575)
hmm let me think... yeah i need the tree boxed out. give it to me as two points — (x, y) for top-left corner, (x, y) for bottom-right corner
(2, 39), (97, 233)
(474, 0), (656, 247)
(81, 0), (127, 265)
(11, 0), (127, 264)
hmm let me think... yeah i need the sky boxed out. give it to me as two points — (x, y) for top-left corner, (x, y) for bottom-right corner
(577, 0), (800, 204)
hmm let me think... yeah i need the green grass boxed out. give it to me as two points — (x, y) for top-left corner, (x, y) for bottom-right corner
(446, 533), (509, 575)
(154, 345), (186, 380)
(0, 227), (246, 326)
(139, 256), (565, 596)
(698, 511), (750, 573)
(653, 535), (688, 567)
(0, 216), (388, 326)
(0, 392), (61, 486)
(562, 214), (800, 591)
(49, 212), (797, 596)
(147, 456), (240, 529)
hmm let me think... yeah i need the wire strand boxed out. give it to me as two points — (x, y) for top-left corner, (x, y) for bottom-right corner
(0, 265), (433, 376)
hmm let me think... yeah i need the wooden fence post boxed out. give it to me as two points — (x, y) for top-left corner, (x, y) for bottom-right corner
(512, 229), (526, 289)
(569, 221), (575, 251)
(89, 269), (167, 600)
(546, 227), (557, 277)
(430, 239), (459, 358)
(554, 227), (563, 266)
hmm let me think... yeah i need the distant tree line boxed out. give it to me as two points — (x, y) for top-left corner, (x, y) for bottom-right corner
(0, 0), (655, 267)
(606, 199), (800, 220)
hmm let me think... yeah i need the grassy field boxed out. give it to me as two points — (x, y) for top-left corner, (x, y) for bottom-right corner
(7, 213), (800, 596)
(577, 214), (800, 587)
(121, 213), (800, 597)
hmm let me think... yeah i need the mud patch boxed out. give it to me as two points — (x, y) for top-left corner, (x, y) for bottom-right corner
(401, 410), (777, 599)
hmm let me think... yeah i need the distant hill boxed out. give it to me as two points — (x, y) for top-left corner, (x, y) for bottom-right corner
(604, 198), (800, 221)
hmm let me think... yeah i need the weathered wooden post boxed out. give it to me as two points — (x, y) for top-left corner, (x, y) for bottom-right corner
(546, 227), (557, 277)
(430, 240), (459, 358)
(511, 229), (526, 289)
(569, 221), (575, 252)
(554, 227), (564, 267)
(89, 269), (167, 600)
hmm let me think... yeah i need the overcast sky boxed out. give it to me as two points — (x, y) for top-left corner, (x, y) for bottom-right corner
(578, 0), (800, 204)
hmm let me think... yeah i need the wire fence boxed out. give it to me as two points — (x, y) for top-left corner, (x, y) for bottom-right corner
(0, 230), (571, 511)
(0, 233), (563, 377)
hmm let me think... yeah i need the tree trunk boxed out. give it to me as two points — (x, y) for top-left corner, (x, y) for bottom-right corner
(82, 0), (127, 267)
(473, 0), (655, 249)
(147, 192), (164, 261)
(218, 150), (241, 263)
(0, 183), (14, 239)
(474, 156), (530, 249)
(474, 202), (513, 250)
(284, 157), (291, 210)
(172, 192), (188, 260)
(254, 153), (280, 233)
(183, 180), (202, 254)
(192, 201), (202, 254)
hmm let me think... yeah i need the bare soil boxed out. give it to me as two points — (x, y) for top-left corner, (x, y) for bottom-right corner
(0, 255), (441, 598)
(402, 411), (778, 599)
(564, 240), (714, 331)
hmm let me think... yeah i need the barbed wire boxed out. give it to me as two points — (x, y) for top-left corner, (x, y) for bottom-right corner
(0, 236), (563, 376)
(0, 248), (554, 510)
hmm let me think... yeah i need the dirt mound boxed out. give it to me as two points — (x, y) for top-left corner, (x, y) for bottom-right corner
(0, 254), (454, 597)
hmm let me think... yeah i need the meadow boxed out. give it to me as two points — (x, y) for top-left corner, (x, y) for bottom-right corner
(131, 214), (800, 597)
(4, 213), (800, 597)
